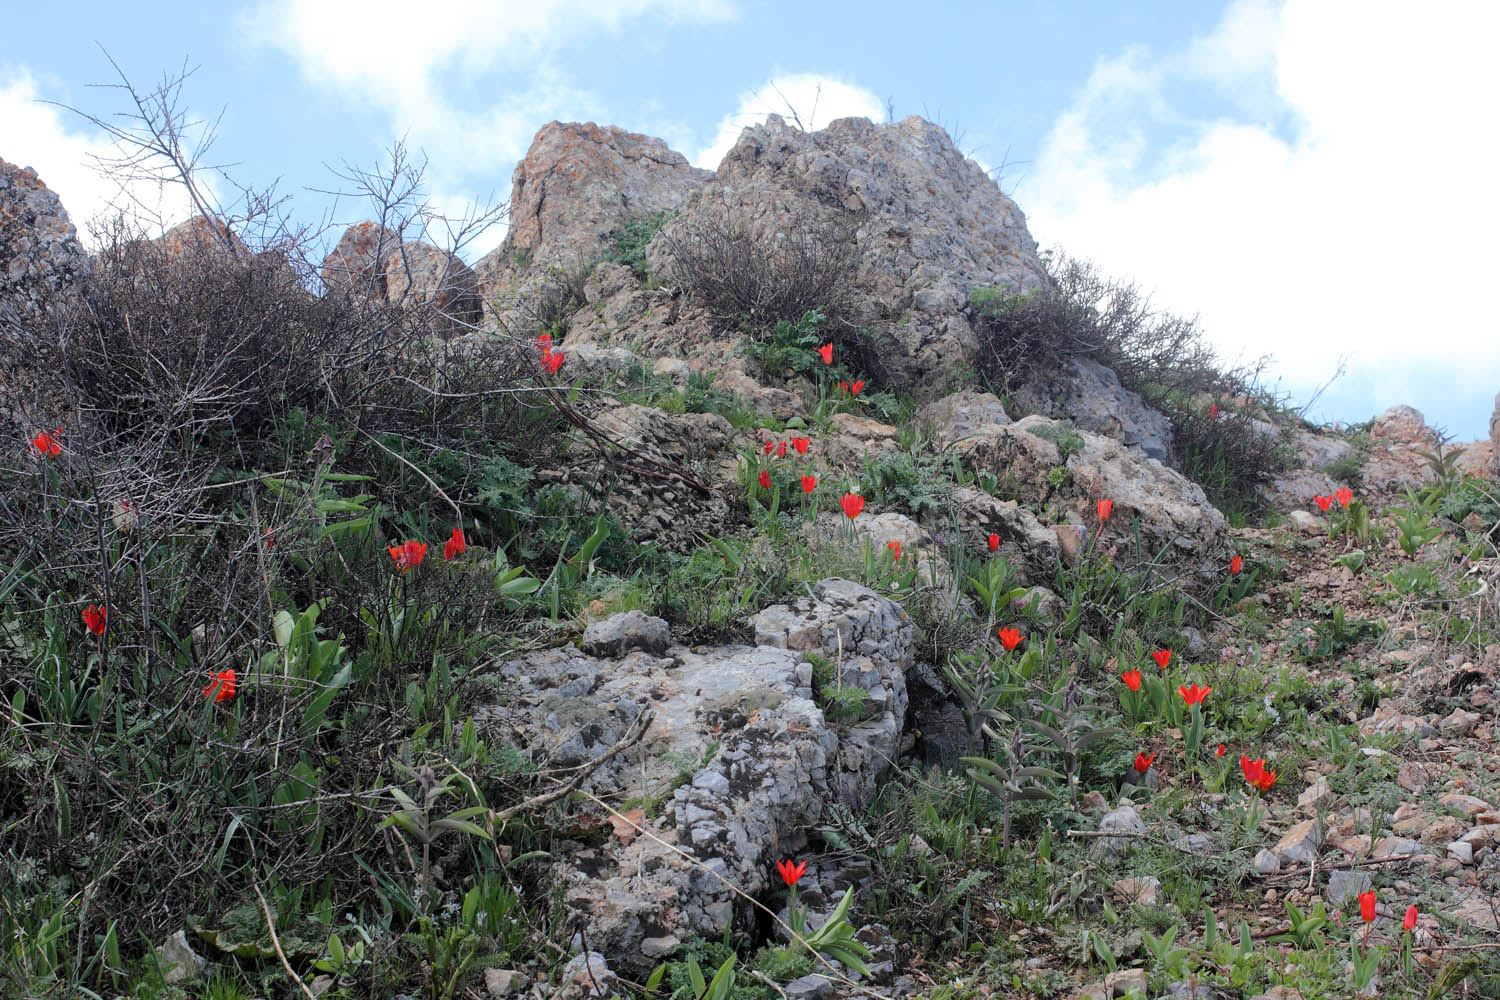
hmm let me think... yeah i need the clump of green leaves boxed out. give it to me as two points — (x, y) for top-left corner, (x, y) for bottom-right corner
(604, 210), (675, 281)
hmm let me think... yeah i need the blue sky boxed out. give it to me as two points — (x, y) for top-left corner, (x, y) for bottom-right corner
(5, 1), (1497, 440)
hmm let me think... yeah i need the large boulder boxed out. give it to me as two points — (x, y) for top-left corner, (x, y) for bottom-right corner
(646, 115), (1048, 396)
(0, 156), (91, 337)
(957, 415), (1231, 585)
(471, 582), (911, 974)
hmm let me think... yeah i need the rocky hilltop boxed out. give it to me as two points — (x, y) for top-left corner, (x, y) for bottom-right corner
(2, 116), (1500, 1000)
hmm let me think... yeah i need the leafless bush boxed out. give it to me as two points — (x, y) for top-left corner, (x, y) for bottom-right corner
(970, 253), (1291, 512)
(658, 210), (858, 335)
(0, 60), (564, 976)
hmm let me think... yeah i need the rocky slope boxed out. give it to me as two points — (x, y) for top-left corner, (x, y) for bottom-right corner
(3, 116), (1500, 1000)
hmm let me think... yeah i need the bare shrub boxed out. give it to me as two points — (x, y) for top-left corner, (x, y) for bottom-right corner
(970, 254), (1292, 514)
(0, 63), (569, 986)
(658, 210), (858, 335)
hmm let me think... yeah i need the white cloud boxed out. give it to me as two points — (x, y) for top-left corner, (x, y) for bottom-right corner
(1, 69), (201, 245)
(1027, 0), (1500, 436)
(245, 0), (736, 259)
(692, 72), (887, 170)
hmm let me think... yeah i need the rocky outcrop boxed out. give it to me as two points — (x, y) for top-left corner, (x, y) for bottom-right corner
(320, 224), (480, 331)
(321, 221), (402, 296)
(474, 122), (713, 319)
(472, 584), (911, 974)
(155, 215), (245, 259)
(0, 157), (91, 336)
(1361, 404), (1441, 495)
(1491, 392), (1500, 479)
(645, 115), (1048, 397)
(383, 241), (481, 329)
(958, 415), (1230, 585)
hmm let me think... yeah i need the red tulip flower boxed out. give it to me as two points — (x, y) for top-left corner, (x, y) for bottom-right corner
(1151, 649), (1172, 671)
(537, 333), (552, 353)
(1134, 751), (1155, 775)
(1208, 402), (1218, 421)
(758, 469), (772, 489)
(30, 429), (62, 458)
(443, 528), (466, 561)
(1336, 486), (1353, 507)
(763, 441), (775, 456)
(801, 475), (817, 494)
(1230, 555), (1243, 575)
(1359, 890), (1377, 923)
(777, 858), (807, 887)
(264, 528), (277, 550)
(840, 493), (864, 519)
(818, 343), (833, 365)
(987, 533), (999, 552)
(1216, 743), (1227, 757)
(1240, 755), (1264, 785)
(837, 381), (850, 395)
(1097, 499), (1113, 522)
(777, 441), (787, 458)
(203, 668), (237, 703)
(543, 351), (566, 375)
(1403, 904), (1417, 931)
(850, 380), (865, 396)
(388, 540), (428, 574)
(887, 540), (902, 560)
(1177, 683), (1212, 707)
(792, 437), (810, 454)
(82, 604), (107, 636)
(1121, 668), (1143, 692)
(1313, 495), (1333, 512)
(997, 627), (1023, 651)
(1255, 767), (1278, 792)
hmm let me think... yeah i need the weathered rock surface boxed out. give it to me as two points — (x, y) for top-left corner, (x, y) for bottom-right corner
(154, 215), (246, 259)
(474, 122), (711, 330)
(472, 584), (910, 974)
(383, 240), (482, 329)
(0, 156), (91, 335)
(320, 221), (403, 296)
(917, 389), (1011, 448)
(958, 415), (1230, 585)
(320, 224), (480, 331)
(489, 122), (711, 275)
(644, 114), (1048, 396)
(1491, 391), (1500, 478)
(1019, 358), (1175, 463)
(556, 403), (737, 548)
(939, 485), (1060, 585)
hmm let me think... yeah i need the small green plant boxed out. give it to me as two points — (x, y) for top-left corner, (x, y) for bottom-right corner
(1302, 606), (1382, 662)
(1142, 923), (1190, 980)
(1392, 502), (1443, 556)
(740, 309), (828, 380)
(603, 210), (675, 281)
(1272, 899), (1329, 949)
(963, 724), (1061, 848)
(1029, 421), (1085, 461)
